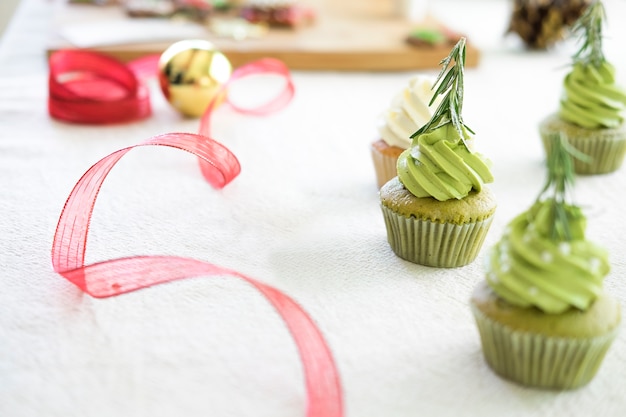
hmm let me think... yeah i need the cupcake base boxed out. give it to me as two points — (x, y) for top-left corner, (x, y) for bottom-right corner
(371, 139), (405, 189)
(471, 281), (621, 390)
(379, 177), (496, 268)
(539, 113), (626, 175)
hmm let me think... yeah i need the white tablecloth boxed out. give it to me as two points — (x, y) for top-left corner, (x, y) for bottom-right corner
(2, 1), (626, 416)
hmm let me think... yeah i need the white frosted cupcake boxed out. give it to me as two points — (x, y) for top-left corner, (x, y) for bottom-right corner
(371, 76), (441, 188)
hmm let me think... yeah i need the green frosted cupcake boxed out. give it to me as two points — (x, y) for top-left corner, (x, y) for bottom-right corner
(471, 135), (621, 389)
(379, 38), (496, 268)
(539, 2), (626, 175)
(380, 177), (496, 267)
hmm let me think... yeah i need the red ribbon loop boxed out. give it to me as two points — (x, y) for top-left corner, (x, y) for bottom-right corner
(229, 58), (296, 115)
(48, 50), (152, 124)
(49, 50), (342, 417)
(197, 57), (295, 137)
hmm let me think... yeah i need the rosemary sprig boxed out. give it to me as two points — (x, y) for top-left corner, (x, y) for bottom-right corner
(538, 133), (589, 241)
(410, 37), (474, 147)
(571, 0), (606, 68)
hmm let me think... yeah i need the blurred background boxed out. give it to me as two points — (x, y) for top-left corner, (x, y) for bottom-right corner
(0, 0), (20, 37)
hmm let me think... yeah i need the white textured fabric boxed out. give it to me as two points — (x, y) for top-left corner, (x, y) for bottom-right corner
(2, 1), (626, 416)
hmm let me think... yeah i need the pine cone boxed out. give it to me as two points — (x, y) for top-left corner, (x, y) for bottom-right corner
(507, 0), (592, 49)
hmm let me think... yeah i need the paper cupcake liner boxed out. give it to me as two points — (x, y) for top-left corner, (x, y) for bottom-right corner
(540, 120), (626, 175)
(371, 146), (401, 189)
(381, 205), (493, 267)
(471, 304), (619, 390)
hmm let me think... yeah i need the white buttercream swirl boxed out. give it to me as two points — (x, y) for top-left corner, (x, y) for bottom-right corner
(377, 76), (440, 149)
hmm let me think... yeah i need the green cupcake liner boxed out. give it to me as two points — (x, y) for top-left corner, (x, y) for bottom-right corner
(381, 205), (493, 267)
(539, 115), (626, 175)
(471, 304), (619, 390)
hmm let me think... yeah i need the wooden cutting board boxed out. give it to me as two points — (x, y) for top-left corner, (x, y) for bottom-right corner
(47, 1), (480, 71)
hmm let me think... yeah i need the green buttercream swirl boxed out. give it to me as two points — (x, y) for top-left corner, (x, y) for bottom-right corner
(486, 199), (609, 314)
(397, 124), (493, 201)
(560, 61), (626, 129)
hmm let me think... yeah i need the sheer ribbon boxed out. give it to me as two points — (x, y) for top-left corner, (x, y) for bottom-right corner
(49, 50), (343, 417)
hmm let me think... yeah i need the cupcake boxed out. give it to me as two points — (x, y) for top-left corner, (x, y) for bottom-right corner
(471, 134), (621, 389)
(379, 38), (496, 268)
(539, 1), (626, 175)
(371, 76), (441, 189)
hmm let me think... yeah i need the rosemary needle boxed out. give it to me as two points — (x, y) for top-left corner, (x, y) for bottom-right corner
(410, 37), (474, 148)
(571, 1), (606, 68)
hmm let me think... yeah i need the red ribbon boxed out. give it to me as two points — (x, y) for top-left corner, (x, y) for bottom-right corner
(50, 50), (343, 417)
(48, 50), (153, 123)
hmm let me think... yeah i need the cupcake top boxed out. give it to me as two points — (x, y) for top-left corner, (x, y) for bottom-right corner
(396, 38), (493, 202)
(377, 76), (441, 149)
(486, 135), (609, 314)
(559, 1), (626, 129)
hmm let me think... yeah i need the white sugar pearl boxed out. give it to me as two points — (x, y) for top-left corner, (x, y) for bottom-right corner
(541, 251), (553, 263)
(559, 242), (571, 255)
(589, 258), (602, 273)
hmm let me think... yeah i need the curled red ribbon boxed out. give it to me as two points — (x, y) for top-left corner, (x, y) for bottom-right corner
(48, 50), (155, 124)
(50, 51), (343, 417)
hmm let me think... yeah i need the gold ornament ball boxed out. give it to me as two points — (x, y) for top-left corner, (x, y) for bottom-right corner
(158, 40), (233, 118)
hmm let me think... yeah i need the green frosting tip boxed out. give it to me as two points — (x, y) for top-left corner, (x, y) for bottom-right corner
(559, 1), (626, 129)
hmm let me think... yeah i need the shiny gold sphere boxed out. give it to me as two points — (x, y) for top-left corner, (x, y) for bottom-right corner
(158, 40), (232, 118)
